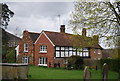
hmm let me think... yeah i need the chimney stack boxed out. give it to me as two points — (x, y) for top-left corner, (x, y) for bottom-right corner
(82, 28), (86, 37)
(60, 25), (65, 33)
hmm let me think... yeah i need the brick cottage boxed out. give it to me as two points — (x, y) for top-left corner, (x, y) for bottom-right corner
(16, 25), (102, 67)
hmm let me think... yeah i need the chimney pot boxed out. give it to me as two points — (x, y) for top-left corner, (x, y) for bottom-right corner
(60, 25), (65, 33)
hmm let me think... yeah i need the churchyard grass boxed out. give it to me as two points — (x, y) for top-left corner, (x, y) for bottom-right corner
(28, 66), (118, 79)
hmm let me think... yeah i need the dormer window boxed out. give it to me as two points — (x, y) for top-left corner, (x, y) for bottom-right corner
(40, 45), (47, 53)
(24, 43), (28, 52)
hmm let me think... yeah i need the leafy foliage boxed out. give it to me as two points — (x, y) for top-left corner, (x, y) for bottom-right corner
(69, 1), (120, 47)
(67, 55), (84, 69)
(100, 58), (120, 72)
(0, 3), (14, 29)
(6, 47), (16, 63)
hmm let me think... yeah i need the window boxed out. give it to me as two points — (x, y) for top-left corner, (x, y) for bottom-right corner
(40, 45), (47, 53)
(65, 51), (68, 57)
(22, 56), (29, 64)
(61, 47), (64, 50)
(69, 51), (72, 56)
(61, 51), (64, 57)
(24, 43), (28, 52)
(56, 47), (60, 50)
(98, 49), (101, 54)
(39, 57), (47, 66)
(80, 52), (82, 56)
(56, 51), (60, 57)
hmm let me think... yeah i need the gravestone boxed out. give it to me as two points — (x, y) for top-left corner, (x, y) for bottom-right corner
(102, 63), (109, 81)
(83, 66), (91, 81)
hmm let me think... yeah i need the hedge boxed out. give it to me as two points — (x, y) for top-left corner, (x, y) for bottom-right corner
(100, 59), (120, 72)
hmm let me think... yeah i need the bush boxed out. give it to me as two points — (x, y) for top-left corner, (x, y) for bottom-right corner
(100, 58), (120, 72)
(6, 47), (16, 63)
(67, 55), (84, 70)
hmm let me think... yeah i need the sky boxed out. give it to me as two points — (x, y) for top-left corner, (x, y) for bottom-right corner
(6, 2), (74, 36)
(2, 1), (115, 49)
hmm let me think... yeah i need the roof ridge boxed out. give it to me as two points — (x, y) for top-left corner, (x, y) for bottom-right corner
(43, 30), (72, 35)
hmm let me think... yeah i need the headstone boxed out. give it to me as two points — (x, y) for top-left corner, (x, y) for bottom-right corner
(102, 63), (109, 81)
(83, 66), (91, 81)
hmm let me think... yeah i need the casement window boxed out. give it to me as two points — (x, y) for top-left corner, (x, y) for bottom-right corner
(56, 47), (60, 50)
(98, 49), (101, 54)
(80, 52), (82, 56)
(56, 51), (60, 57)
(40, 45), (47, 53)
(61, 47), (64, 50)
(22, 56), (29, 64)
(65, 51), (68, 57)
(69, 47), (73, 50)
(69, 51), (72, 56)
(39, 57), (47, 66)
(24, 43), (28, 52)
(61, 51), (64, 57)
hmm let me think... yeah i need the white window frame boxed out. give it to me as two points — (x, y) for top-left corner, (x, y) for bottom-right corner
(24, 43), (28, 52)
(22, 56), (29, 64)
(98, 49), (101, 54)
(40, 45), (47, 53)
(38, 57), (47, 66)
(56, 51), (60, 57)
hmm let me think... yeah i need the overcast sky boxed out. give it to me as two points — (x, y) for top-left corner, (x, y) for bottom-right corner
(6, 2), (74, 36)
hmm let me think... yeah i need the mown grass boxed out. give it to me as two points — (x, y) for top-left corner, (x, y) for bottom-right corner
(28, 66), (118, 79)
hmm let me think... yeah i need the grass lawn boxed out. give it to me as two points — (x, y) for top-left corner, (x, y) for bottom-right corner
(28, 66), (118, 79)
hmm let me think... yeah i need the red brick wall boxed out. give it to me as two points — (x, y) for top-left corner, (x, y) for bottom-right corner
(34, 32), (55, 67)
(90, 48), (102, 60)
(18, 31), (34, 64)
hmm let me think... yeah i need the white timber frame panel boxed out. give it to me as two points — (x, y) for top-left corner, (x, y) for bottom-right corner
(55, 46), (90, 58)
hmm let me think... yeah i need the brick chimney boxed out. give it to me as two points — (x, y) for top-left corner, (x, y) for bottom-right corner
(82, 28), (86, 37)
(60, 25), (65, 33)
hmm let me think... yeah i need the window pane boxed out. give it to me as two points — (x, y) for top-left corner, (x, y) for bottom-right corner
(69, 47), (72, 50)
(56, 51), (60, 57)
(40, 45), (47, 52)
(83, 52), (86, 56)
(65, 47), (68, 50)
(61, 47), (64, 50)
(86, 52), (89, 56)
(98, 49), (101, 54)
(56, 47), (60, 50)
(65, 51), (68, 57)
(83, 48), (88, 51)
(80, 52), (82, 56)
(73, 51), (76, 55)
(77, 51), (80, 55)
(61, 51), (64, 57)
(69, 51), (72, 56)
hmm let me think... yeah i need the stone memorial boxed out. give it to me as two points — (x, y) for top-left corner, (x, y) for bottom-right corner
(83, 66), (91, 81)
(102, 63), (109, 81)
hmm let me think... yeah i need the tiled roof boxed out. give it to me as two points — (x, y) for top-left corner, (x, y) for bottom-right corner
(28, 32), (40, 43)
(44, 31), (72, 46)
(6, 31), (21, 41)
(44, 31), (102, 48)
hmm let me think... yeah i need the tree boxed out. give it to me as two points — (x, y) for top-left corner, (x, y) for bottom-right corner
(0, 3), (14, 62)
(0, 3), (14, 29)
(69, 1), (120, 47)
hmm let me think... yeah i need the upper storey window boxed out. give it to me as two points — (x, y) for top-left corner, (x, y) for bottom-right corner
(24, 43), (28, 52)
(40, 45), (47, 53)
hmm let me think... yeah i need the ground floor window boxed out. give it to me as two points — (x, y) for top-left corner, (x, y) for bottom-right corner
(22, 56), (29, 64)
(38, 57), (47, 66)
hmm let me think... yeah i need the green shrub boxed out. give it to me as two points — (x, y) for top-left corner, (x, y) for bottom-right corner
(100, 58), (120, 72)
(67, 55), (84, 70)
